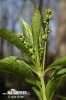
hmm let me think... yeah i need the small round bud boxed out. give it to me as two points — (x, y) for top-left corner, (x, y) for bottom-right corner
(23, 41), (29, 48)
(39, 47), (44, 52)
(18, 32), (25, 42)
(44, 8), (52, 24)
(19, 38), (24, 42)
(46, 8), (52, 14)
(42, 34), (48, 40)
(25, 43), (29, 48)
(40, 50), (43, 55)
(29, 48), (33, 55)
(49, 15), (52, 19)
(18, 32), (23, 38)
(24, 41), (27, 45)
(18, 32), (22, 37)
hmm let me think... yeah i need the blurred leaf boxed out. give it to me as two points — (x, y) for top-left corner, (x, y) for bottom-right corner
(20, 20), (33, 45)
(0, 28), (31, 59)
(47, 57), (66, 70)
(26, 79), (41, 89)
(50, 68), (66, 80)
(50, 69), (61, 79)
(46, 79), (61, 100)
(55, 95), (66, 100)
(32, 87), (42, 100)
(32, 6), (41, 65)
(46, 68), (66, 100)
(0, 56), (35, 80)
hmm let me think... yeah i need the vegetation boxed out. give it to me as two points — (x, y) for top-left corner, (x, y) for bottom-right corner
(0, 6), (66, 100)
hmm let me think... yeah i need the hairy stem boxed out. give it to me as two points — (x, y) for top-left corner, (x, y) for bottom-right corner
(41, 35), (47, 99)
(40, 77), (47, 100)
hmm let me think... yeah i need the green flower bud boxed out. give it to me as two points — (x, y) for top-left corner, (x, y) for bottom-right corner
(40, 50), (43, 55)
(18, 32), (25, 41)
(23, 41), (26, 44)
(19, 38), (24, 42)
(18, 32), (23, 38)
(45, 8), (52, 14)
(47, 25), (51, 33)
(40, 47), (44, 60)
(25, 43), (29, 48)
(23, 41), (29, 48)
(39, 47), (44, 52)
(49, 15), (52, 19)
(44, 8), (52, 24)
(29, 48), (33, 55)
(47, 9), (52, 14)
(42, 34), (48, 40)
(18, 32), (21, 37)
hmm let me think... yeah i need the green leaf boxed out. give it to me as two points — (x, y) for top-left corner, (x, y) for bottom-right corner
(32, 6), (42, 37)
(46, 68), (66, 100)
(32, 6), (42, 65)
(50, 68), (66, 80)
(0, 56), (35, 80)
(46, 78), (61, 100)
(26, 79), (41, 89)
(0, 28), (31, 58)
(55, 95), (66, 100)
(39, 28), (44, 44)
(20, 20), (33, 45)
(32, 87), (42, 100)
(47, 57), (66, 70)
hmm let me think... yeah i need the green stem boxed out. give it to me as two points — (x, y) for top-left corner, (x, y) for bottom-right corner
(40, 77), (47, 100)
(43, 41), (47, 70)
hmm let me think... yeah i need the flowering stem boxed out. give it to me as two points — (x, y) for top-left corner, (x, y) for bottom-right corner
(40, 77), (47, 100)
(43, 41), (47, 70)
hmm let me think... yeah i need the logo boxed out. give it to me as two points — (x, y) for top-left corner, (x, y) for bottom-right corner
(2, 89), (30, 99)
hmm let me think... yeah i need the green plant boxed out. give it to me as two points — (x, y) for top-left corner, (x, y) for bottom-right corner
(0, 6), (66, 100)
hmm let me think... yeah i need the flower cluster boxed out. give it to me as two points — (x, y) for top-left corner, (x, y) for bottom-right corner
(44, 8), (52, 24)
(42, 8), (52, 41)
(18, 32), (34, 56)
(39, 8), (52, 60)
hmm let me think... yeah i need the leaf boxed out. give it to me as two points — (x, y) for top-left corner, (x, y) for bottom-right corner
(50, 68), (66, 80)
(20, 20), (33, 45)
(32, 87), (42, 100)
(50, 69), (61, 79)
(32, 6), (42, 65)
(46, 79), (61, 100)
(0, 56), (35, 80)
(47, 57), (66, 70)
(39, 28), (44, 44)
(26, 79), (41, 89)
(32, 6), (42, 37)
(55, 95), (66, 100)
(0, 28), (31, 58)
(46, 68), (66, 100)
